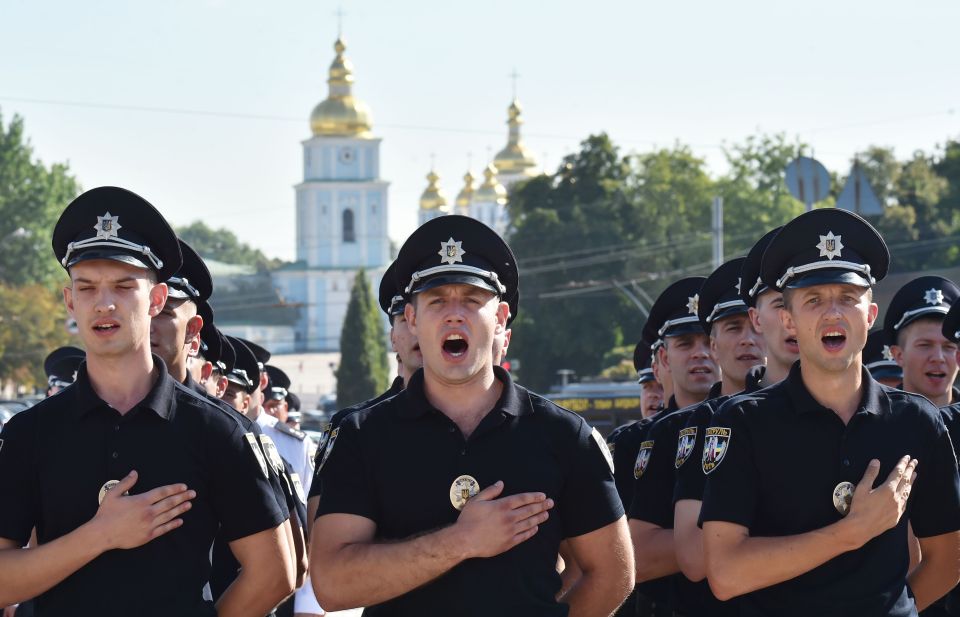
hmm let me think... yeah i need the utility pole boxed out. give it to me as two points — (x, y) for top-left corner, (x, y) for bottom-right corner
(712, 196), (724, 269)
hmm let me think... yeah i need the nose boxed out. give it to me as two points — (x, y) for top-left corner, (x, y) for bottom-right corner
(94, 289), (116, 314)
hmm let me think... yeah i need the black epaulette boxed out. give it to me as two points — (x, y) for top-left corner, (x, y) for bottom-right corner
(274, 420), (307, 441)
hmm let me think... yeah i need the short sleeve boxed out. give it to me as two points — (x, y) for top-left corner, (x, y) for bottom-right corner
(0, 412), (39, 545)
(629, 415), (680, 528)
(315, 414), (378, 521)
(699, 401), (760, 530)
(559, 421), (624, 538)
(610, 424), (639, 509)
(674, 405), (711, 504)
(909, 412), (960, 538)
(209, 421), (288, 541)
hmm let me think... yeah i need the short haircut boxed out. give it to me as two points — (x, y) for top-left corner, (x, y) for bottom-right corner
(896, 314), (947, 348)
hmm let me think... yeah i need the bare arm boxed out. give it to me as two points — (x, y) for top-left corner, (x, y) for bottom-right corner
(557, 540), (582, 600)
(673, 499), (706, 582)
(0, 471), (193, 606)
(561, 517), (634, 617)
(217, 524), (296, 617)
(310, 481), (553, 611)
(909, 531), (960, 611)
(307, 496), (319, 539)
(704, 457), (916, 600)
(285, 517), (307, 588)
(628, 518), (679, 582)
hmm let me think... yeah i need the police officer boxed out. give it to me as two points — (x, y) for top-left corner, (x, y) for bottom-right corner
(196, 315), (232, 399)
(263, 365), (292, 424)
(0, 186), (294, 616)
(864, 329), (903, 388)
(701, 208), (960, 615)
(884, 276), (960, 407)
(43, 346), (85, 397)
(634, 341), (664, 419)
(311, 215), (633, 615)
(937, 304), (960, 617)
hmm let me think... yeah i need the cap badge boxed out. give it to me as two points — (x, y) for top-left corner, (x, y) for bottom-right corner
(816, 231), (843, 260)
(438, 237), (466, 266)
(924, 288), (944, 306)
(449, 474), (481, 511)
(686, 294), (699, 315)
(832, 481), (855, 516)
(882, 345), (894, 361)
(94, 213), (122, 240)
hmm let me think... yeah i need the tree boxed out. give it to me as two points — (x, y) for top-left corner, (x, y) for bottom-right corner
(335, 269), (389, 406)
(176, 221), (282, 270)
(0, 110), (81, 287)
(0, 283), (77, 388)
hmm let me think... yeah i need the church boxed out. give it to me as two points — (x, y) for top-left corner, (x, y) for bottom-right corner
(225, 35), (540, 353)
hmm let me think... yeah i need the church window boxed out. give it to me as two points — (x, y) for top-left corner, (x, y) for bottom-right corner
(370, 202), (377, 215)
(343, 208), (356, 243)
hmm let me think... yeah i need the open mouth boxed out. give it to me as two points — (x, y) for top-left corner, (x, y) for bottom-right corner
(821, 330), (846, 352)
(93, 323), (119, 333)
(926, 371), (947, 382)
(737, 354), (760, 363)
(689, 366), (712, 376)
(442, 333), (469, 357)
(785, 337), (799, 352)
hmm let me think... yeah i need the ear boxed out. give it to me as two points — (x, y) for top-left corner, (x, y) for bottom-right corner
(258, 371), (268, 392)
(184, 314), (203, 351)
(241, 392), (252, 411)
(148, 282), (168, 317)
(215, 376), (228, 398)
(63, 285), (75, 316)
(404, 302), (417, 335)
(494, 300), (509, 332)
(389, 325), (399, 353)
(866, 302), (879, 329)
(200, 361), (214, 382)
(503, 328), (512, 352)
(890, 344), (905, 366)
(779, 307), (797, 337)
(748, 307), (763, 333)
(657, 344), (670, 370)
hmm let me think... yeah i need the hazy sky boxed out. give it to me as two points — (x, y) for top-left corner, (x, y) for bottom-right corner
(2, 0), (958, 261)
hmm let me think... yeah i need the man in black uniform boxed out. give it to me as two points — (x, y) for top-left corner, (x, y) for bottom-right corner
(864, 329), (904, 387)
(938, 304), (960, 617)
(884, 276), (960, 407)
(43, 346), (86, 397)
(0, 186), (294, 617)
(634, 342), (664, 419)
(701, 208), (960, 616)
(311, 215), (633, 616)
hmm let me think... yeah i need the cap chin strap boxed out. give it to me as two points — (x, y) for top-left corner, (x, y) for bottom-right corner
(892, 305), (950, 331)
(167, 276), (200, 299)
(405, 264), (506, 295)
(866, 359), (901, 371)
(227, 368), (252, 389)
(706, 299), (747, 323)
(775, 261), (874, 290)
(63, 237), (164, 271)
(637, 368), (654, 384)
(747, 276), (765, 298)
(657, 315), (699, 337)
(270, 386), (288, 398)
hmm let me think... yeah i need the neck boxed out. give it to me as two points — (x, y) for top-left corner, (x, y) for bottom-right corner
(800, 357), (864, 423)
(423, 364), (502, 439)
(674, 387), (706, 409)
(86, 349), (157, 414)
(721, 375), (746, 396)
(168, 355), (188, 383)
(760, 357), (792, 387)
(904, 379), (952, 407)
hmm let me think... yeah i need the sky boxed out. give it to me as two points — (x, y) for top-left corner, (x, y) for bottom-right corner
(2, 0), (958, 262)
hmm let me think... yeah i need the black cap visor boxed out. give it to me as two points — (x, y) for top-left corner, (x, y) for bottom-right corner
(66, 249), (152, 273)
(663, 321), (706, 338)
(412, 273), (501, 297)
(868, 365), (903, 381)
(785, 269), (872, 290)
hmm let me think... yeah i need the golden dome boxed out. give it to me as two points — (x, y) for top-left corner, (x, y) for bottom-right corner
(310, 37), (373, 138)
(455, 170), (476, 210)
(493, 98), (537, 175)
(473, 164), (507, 204)
(419, 170), (450, 211)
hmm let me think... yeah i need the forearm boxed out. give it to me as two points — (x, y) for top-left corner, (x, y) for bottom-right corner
(674, 521), (706, 582)
(0, 523), (107, 605)
(909, 551), (960, 611)
(563, 568), (633, 617)
(704, 521), (858, 600)
(629, 521), (679, 582)
(311, 525), (465, 610)
(217, 563), (293, 617)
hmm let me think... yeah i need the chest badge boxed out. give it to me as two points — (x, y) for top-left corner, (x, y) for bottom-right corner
(98, 479), (122, 505)
(634, 440), (654, 479)
(675, 427), (697, 469)
(702, 427), (731, 474)
(449, 474), (481, 511)
(833, 481), (855, 516)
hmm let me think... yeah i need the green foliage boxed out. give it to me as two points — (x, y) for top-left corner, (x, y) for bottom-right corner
(0, 284), (76, 387)
(176, 221), (282, 270)
(0, 110), (81, 287)
(335, 269), (389, 407)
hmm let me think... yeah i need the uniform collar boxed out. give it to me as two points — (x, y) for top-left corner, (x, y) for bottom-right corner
(785, 361), (888, 417)
(387, 375), (405, 397)
(72, 354), (176, 420)
(400, 365), (528, 420)
(708, 381), (724, 399)
(745, 365), (766, 392)
(256, 410), (278, 427)
(664, 395), (679, 413)
(182, 372), (206, 397)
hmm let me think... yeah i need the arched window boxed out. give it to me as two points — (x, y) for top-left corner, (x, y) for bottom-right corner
(343, 208), (356, 243)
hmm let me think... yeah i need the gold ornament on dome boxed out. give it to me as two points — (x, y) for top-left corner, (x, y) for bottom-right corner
(310, 37), (373, 138)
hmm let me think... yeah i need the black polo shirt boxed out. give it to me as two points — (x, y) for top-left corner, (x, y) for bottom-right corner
(937, 397), (960, 617)
(701, 363), (960, 617)
(316, 366), (623, 616)
(0, 358), (287, 617)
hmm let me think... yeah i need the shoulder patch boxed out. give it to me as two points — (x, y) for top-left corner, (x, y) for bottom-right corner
(702, 427), (731, 474)
(634, 440), (654, 479)
(244, 432), (269, 479)
(258, 434), (286, 475)
(675, 426), (697, 468)
(316, 427), (340, 473)
(591, 427), (614, 473)
(313, 422), (333, 465)
(275, 421), (307, 441)
(290, 472), (306, 504)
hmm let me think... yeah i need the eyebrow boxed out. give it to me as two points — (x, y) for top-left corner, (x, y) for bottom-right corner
(73, 276), (139, 284)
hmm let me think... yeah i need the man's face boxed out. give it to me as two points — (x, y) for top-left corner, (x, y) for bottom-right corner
(390, 313), (422, 373)
(264, 397), (289, 422)
(406, 283), (508, 386)
(750, 290), (799, 368)
(221, 382), (250, 412)
(781, 284), (877, 375)
(149, 296), (202, 372)
(640, 380), (664, 418)
(247, 371), (266, 416)
(493, 328), (512, 366)
(64, 260), (165, 359)
(651, 346), (674, 402)
(661, 332), (717, 398)
(892, 317), (959, 402)
(200, 364), (228, 398)
(710, 313), (764, 386)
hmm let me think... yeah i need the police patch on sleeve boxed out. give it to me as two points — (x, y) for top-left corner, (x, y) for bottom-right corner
(290, 472), (307, 504)
(258, 434), (285, 475)
(244, 432), (269, 479)
(591, 427), (615, 473)
(316, 427), (340, 473)
(313, 422), (332, 466)
(675, 427), (697, 469)
(634, 440), (654, 479)
(702, 427), (731, 474)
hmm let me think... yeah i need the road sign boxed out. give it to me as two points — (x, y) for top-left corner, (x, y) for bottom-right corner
(836, 161), (883, 216)
(785, 156), (831, 211)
